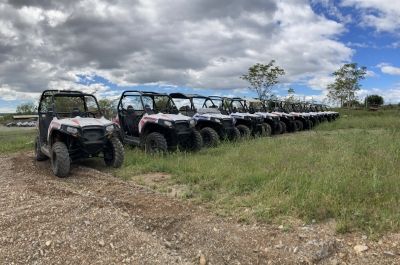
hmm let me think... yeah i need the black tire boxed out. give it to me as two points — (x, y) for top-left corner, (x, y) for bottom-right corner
(262, 123), (272, 137)
(145, 132), (168, 153)
(51, 142), (70, 178)
(228, 127), (241, 141)
(279, 121), (286, 134)
(253, 124), (266, 137)
(305, 120), (313, 130)
(104, 137), (125, 168)
(295, 120), (303, 131)
(287, 121), (296, 132)
(200, 127), (220, 147)
(236, 124), (251, 138)
(272, 122), (282, 135)
(35, 136), (48, 161)
(181, 128), (203, 151)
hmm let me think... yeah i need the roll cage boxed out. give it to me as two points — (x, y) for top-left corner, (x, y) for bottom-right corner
(169, 93), (219, 111)
(38, 90), (102, 118)
(117, 90), (178, 114)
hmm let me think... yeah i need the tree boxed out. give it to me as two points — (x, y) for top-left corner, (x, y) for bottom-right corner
(327, 63), (367, 108)
(241, 60), (285, 100)
(286, 87), (295, 103)
(365, 95), (384, 107)
(16, 102), (36, 114)
(98, 98), (116, 119)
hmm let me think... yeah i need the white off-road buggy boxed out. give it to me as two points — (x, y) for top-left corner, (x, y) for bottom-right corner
(116, 91), (202, 153)
(35, 90), (124, 177)
(209, 96), (267, 138)
(169, 93), (240, 147)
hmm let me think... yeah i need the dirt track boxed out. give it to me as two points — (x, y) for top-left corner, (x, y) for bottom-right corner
(0, 153), (399, 264)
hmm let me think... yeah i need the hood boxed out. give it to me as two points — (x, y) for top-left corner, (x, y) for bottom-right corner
(289, 112), (311, 117)
(230, 112), (260, 119)
(255, 111), (279, 118)
(145, 112), (192, 122)
(193, 112), (232, 120)
(54, 116), (113, 127)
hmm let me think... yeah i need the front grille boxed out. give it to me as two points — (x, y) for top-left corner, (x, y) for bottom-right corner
(223, 119), (233, 127)
(82, 127), (104, 141)
(175, 122), (189, 132)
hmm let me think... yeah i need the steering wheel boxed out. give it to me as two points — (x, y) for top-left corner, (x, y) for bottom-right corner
(86, 112), (97, 118)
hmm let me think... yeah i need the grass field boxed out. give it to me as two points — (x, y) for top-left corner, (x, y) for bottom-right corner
(1, 110), (399, 235)
(117, 109), (400, 235)
(0, 126), (36, 154)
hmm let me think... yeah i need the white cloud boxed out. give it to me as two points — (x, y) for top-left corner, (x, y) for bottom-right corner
(341, 0), (400, 33)
(378, 63), (400, 75)
(0, 0), (352, 104)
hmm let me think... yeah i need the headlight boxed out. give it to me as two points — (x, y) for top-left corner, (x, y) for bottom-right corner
(189, 119), (196, 127)
(163, 120), (173, 127)
(66, 126), (79, 135)
(106, 124), (114, 132)
(214, 118), (221, 123)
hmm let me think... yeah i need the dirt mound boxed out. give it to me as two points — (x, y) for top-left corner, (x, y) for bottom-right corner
(0, 153), (399, 264)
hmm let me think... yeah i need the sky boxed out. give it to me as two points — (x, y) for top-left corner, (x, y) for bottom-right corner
(0, 0), (400, 112)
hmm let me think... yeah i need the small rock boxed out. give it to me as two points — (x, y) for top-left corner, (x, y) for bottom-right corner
(99, 239), (105, 247)
(84, 220), (90, 226)
(383, 251), (396, 257)
(164, 241), (172, 249)
(45, 240), (52, 247)
(275, 241), (284, 249)
(361, 235), (367, 240)
(199, 254), (207, 265)
(354, 245), (368, 253)
(278, 225), (284, 229)
(293, 247), (299, 253)
(330, 258), (339, 265)
(121, 212), (129, 217)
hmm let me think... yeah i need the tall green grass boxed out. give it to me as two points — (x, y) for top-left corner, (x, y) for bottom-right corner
(118, 110), (400, 234)
(0, 128), (36, 154)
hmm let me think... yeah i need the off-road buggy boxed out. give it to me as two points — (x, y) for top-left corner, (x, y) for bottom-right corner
(169, 93), (240, 147)
(35, 90), (124, 177)
(116, 91), (202, 153)
(280, 102), (313, 130)
(209, 96), (267, 137)
(248, 99), (295, 134)
(315, 104), (339, 121)
(266, 100), (302, 133)
(292, 102), (323, 127)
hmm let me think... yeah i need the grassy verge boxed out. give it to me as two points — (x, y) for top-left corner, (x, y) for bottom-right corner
(117, 110), (400, 235)
(0, 127), (36, 154)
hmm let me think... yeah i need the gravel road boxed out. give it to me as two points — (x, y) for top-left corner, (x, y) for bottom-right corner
(0, 152), (399, 264)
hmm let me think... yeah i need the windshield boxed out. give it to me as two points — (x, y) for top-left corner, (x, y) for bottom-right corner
(248, 101), (263, 112)
(173, 98), (192, 111)
(192, 97), (207, 110)
(230, 100), (247, 113)
(210, 98), (223, 108)
(53, 95), (101, 118)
